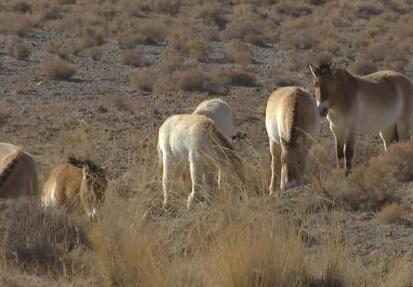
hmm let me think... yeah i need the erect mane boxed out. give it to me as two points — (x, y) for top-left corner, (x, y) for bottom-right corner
(67, 157), (103, 174)
(317, 60), (349, 76)
(0, 149), (23, 189)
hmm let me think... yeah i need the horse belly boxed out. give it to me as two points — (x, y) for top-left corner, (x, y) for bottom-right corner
(358, 97), (402, 133)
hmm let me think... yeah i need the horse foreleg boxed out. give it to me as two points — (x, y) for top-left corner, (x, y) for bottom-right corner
(344, 130), (356, 176)
(330, 124), (345, 170)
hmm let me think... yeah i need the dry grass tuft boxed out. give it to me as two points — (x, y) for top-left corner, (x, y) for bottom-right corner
(99, 95), (136, 113)
(225, 40), (253, 65)
(131, 67), (159, 93)
(7, 38), (31, 60)
(12, 81), (34, 95)
(121, 49), (150, 67)
(0, 199), (87, 276)
(314, 142), (413, 211)
(43, 41), (68, 59)
(375, 203), (408, 225)
(226, 68), (257, 87)
(44, 57), (77, 80)
(12, 1), (32, 14)
(88, 46), (104, 61)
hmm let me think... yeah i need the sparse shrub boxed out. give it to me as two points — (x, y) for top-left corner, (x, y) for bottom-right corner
(186, 39), (210, 61)
(13, 81), (33, 95)
(100, 95), (135, 112)
(0, 199), (87, 276)
(44, 57), (76, 80)
(317, 151), (399, 210)
(7, 39), (31, 60)
(275, 2), (313, 17)
(88, 46), (104, 61)
(43, 41), (68, 59)
(356, 4), (383, 19)
(375, 203), (407, 224)
(226, 68), (257, 86)
(374, 143), (413, 182)
(167, 28), (210, 61)
(225, 40), (253, 65)
(121, 49), (149, 67)
(117, 18), (168, 47)
(12, 1), (32, 14)
(8, 15), (33, 36)
(82, 27), (105, 47)
(0, 105), (11, 127)
(59, 0), (77, 4)
(159, 48), (185, 73)
(131, 67), (158, 92)
(174, 68), (207, 92)
(223, 17), (269, 46)
(72, 27), (105, 54)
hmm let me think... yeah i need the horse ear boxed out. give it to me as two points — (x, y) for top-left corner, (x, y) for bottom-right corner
(309, 64), (320, 78)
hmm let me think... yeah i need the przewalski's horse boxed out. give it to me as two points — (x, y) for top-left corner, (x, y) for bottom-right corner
(42, 157), (107, 221)
(0, 143), (40, 197)
(193, 98), (235, 141)
(158, 114), (243, 210)
(309, 62), (413, 174)
(265, 87), (320, 193)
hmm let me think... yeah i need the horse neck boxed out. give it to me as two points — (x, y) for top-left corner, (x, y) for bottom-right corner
(332, 69), (359, 111)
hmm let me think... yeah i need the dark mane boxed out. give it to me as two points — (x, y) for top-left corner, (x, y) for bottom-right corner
(67, 157), (104, 173)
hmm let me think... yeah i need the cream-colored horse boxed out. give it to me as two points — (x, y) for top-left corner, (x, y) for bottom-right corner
(193, 98), (234, 141)
(42, 157), (107, 221)
(265, 87), (320, 193)
(309, 62), (413, 174)
(0, 143), (40, 197)
(158, 114), (242, 210)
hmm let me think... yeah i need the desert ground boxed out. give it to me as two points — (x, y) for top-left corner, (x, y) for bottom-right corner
(0, 0), (413, 286)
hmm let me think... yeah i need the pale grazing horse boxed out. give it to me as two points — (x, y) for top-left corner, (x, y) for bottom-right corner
(309, 62), (413, 174)
(193, 98), (234, 141)
(42, 157), (107, 221)
(158, 114), (243, 210)
(0, 143), (40, 197)
(265, 87), (320, 193)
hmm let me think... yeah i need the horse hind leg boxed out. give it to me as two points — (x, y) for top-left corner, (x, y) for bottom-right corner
(380, 125), (398, 151)
(396, 117), (410, 142)
(161, 153), (174, 209)
(187, 152), (204, 210)
(269, 139), (279, 195)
